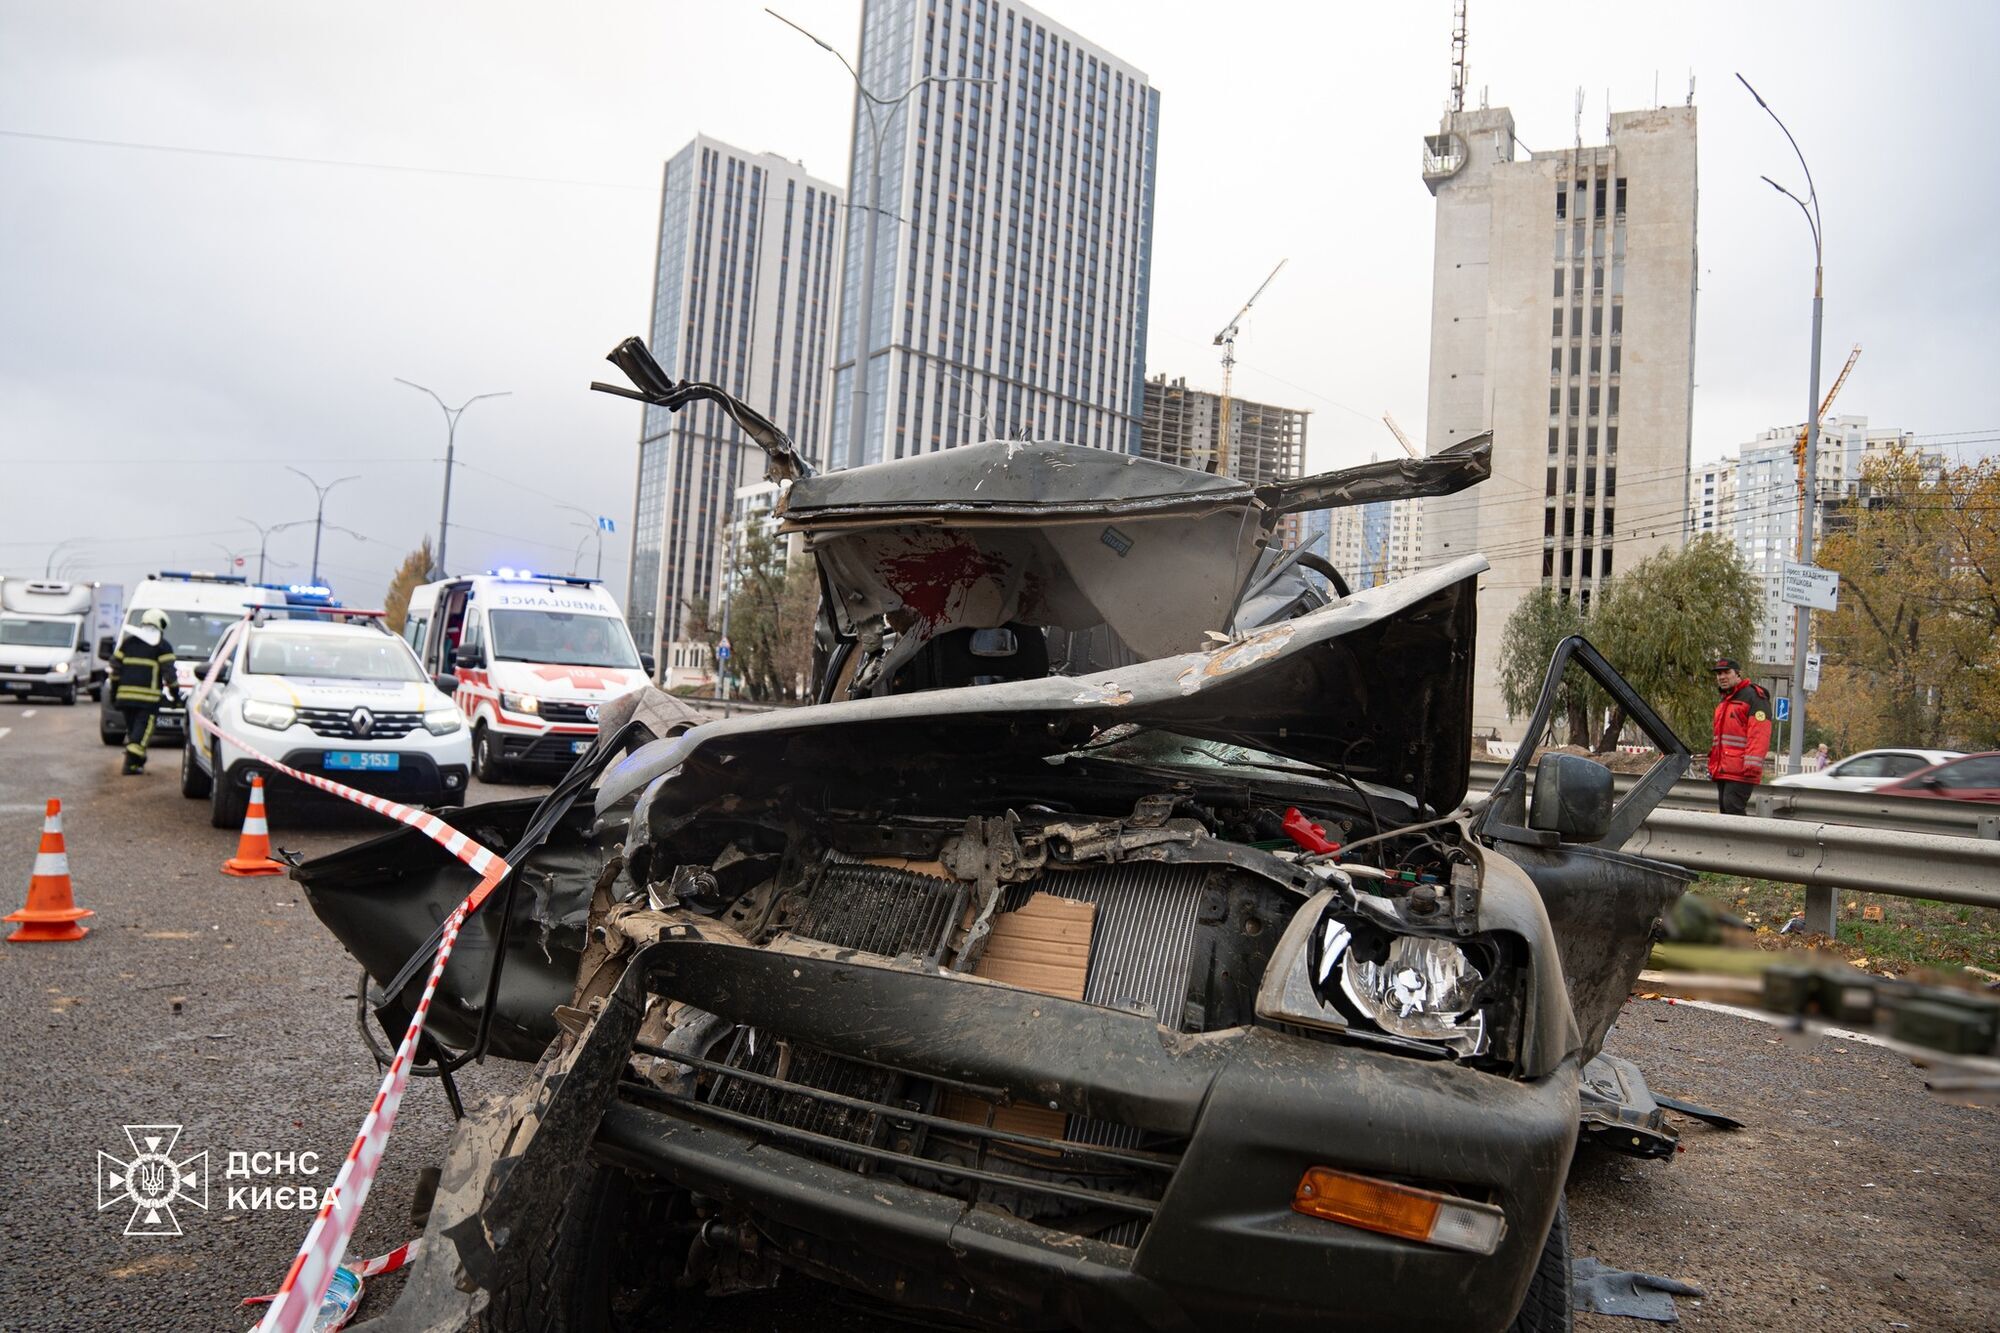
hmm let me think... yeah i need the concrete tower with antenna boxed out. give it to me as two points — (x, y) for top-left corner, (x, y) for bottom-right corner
(1418, 16), (1701, 734)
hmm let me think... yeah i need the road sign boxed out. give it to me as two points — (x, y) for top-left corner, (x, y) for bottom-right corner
(1781, 562), (1840, 612)
(1804, 651), (1823, 693)
(715, 637), (731, 662)
(1775, 696), (1791, 722)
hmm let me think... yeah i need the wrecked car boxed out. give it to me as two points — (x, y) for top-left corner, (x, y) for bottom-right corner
(305, 339), (1695, 1333)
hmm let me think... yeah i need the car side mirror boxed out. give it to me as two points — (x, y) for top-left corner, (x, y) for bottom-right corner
(1529, 752), (1615, 843)
(640, 651), (656, 676)
(1921, 774), (1944, 789)
(434, 672), (461, 695)
(98, 635), (114, 658)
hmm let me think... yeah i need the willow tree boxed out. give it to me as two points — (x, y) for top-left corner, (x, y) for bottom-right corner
(1588, 534), (1759, 750)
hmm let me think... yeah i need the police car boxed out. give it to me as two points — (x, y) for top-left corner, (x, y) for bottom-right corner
(181, 610), (471, 827)
(402, 571), (649, 781)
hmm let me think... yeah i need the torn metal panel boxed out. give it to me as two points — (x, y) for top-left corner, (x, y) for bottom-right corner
(599, 555), (1488, 820)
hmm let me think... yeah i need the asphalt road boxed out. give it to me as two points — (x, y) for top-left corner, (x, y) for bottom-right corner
(0, 698), (530, 1332)
(0, 697), (1992, 1332)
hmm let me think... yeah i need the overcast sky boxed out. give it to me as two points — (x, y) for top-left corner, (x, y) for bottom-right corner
(4, 1), (1996, 605)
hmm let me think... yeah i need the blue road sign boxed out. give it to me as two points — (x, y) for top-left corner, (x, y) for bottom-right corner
(1775, 696), (1791, 722)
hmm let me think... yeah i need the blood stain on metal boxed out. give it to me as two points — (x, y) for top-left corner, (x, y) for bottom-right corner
(882, 542), (1005, 626)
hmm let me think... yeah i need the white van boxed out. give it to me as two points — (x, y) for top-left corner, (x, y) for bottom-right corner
(403, 571), (652, 780)
(0, 579), (114, 705)
(99, 572), (288, 746)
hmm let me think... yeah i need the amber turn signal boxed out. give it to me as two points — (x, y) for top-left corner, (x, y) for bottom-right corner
(1291, 1166), (1508, 1255)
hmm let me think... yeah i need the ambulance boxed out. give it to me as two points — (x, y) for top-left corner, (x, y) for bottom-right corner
(99, 572), (288, 746)
(402, 571), (651, 781)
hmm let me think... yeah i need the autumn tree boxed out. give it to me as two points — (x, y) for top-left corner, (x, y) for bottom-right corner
(383, 538), (434, 634)
(1813, 448), (2000, 751)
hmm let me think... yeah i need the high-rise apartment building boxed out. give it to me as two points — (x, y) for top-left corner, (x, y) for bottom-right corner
(1688, 416), (1928, 664)
(627, 136), (844, 661)
(1419, 103), (1699, 732)
(827, 0), (1160, 468)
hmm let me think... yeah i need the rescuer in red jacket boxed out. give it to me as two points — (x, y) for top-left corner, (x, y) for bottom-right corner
(1708, 658), (1772, 815)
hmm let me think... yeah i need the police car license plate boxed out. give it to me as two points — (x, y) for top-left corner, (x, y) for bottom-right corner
(325, 752), (399, 771)
(571, 740), (591, 755)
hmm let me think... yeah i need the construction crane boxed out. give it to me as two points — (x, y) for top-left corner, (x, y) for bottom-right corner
(1382, 412), (1421, 460)
(1795, 343), (1861, 547)
(1211, 259), (1287, 478)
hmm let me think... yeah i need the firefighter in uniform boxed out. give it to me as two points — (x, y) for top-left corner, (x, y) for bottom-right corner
(112, 608), (182, 775)
(1707, 657), (1772, 815)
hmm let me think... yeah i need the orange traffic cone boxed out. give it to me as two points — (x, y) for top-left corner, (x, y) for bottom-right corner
(6, 799), (93, 942)
(222, 774), (286, 878)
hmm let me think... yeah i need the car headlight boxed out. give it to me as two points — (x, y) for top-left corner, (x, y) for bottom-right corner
(423, 708), (462, 735)
(241, 699), (297, 731)
(50, 661), (71, 675)
(1322, 920), (1487, 1050)
(1257, 890), (1499, 1060)
(499, 691), (540, 715)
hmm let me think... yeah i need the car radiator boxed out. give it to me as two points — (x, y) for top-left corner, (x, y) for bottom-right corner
(678, 858), (1210, 1246)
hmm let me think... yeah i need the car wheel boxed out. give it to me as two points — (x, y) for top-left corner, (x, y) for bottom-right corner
(209, 764), (248, 830)
(485, 1166), (690, 1333)
(59, 685), (77, 706)
(1505, 1197), (1572, 1333)
(473, 724), (507, 784)
(180, 740), (212, 799)
(100, 710), (124, 746)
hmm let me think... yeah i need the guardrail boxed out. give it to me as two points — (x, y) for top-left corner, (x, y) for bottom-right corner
(1619, 809), (2000, 910)
(1466, 759), (2000, 841)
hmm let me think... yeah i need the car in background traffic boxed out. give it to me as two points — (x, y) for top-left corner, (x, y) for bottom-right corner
(1877, 751), (2000, 804)
(1770, 746), (1963, 792)
(181, 611), (469, 826)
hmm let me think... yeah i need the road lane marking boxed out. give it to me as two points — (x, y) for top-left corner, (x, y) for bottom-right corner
(19, 709), (35, 718)
(0, 728), (11, 741)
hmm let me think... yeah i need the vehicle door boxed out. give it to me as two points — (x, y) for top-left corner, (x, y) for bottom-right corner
(196, 622), (244, 773)
(1911, 754), (2000, 804)
(1822, 752), (1892, 790)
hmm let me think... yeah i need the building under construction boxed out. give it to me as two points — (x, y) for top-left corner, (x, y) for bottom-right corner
(1139, 375), (1308, 485)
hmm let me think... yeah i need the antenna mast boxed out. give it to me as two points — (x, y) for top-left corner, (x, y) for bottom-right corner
(1449, 0), (1469, 114)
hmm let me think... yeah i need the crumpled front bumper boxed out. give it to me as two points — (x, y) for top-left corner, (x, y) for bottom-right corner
(361, 935), (1580, 1333)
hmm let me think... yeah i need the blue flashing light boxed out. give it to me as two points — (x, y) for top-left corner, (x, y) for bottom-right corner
(156, 570), (249, 585)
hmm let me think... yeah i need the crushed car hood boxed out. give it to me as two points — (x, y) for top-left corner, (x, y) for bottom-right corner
(600, 554), (1487, 819)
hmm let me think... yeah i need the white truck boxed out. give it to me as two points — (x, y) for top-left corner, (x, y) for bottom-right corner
(0, 578), (119, 705)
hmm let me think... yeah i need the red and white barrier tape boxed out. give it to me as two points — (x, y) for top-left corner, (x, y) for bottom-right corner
(240, 1239), (425, 1307)
(184, 641), (511, 1333)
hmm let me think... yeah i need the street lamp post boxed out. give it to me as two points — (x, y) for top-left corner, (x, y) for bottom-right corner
(239, 517), (313, 583)
(768, 9), (994, 471)
(285, 467), (360, 586)
(44, 538), (89, 577)
(1740, 73), (1830, 931)
(553, 503), (606, 580)
(396, 379), (510, 577)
